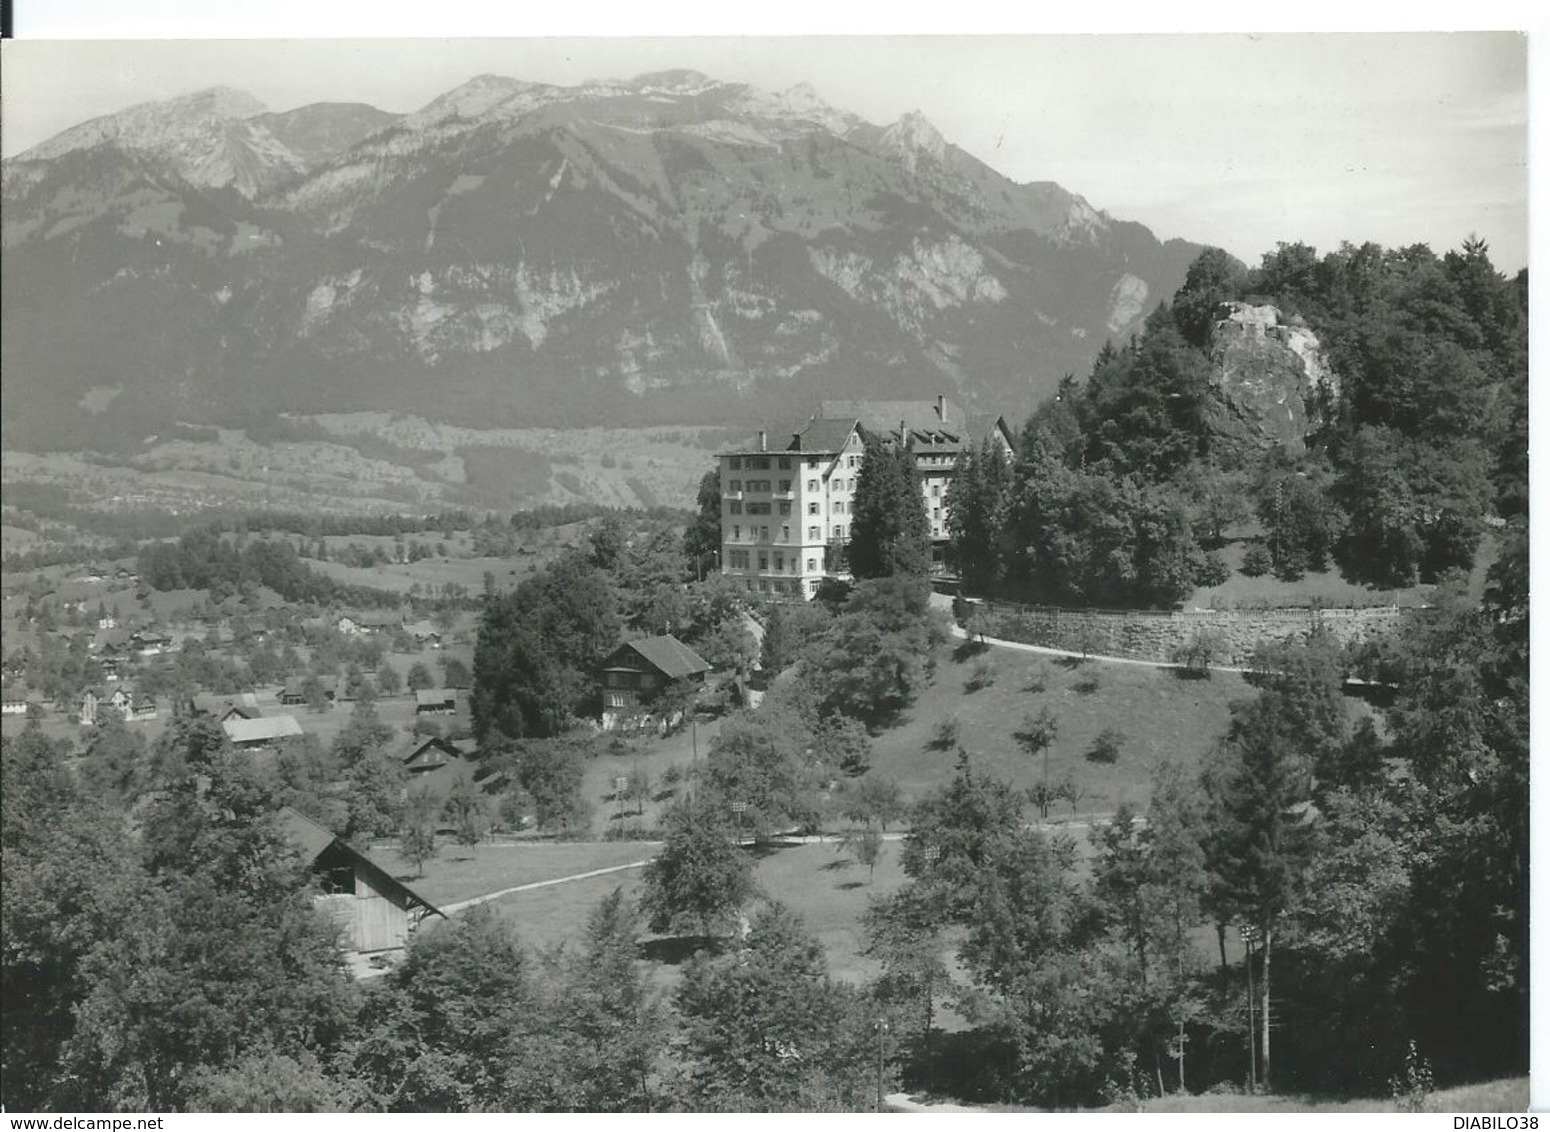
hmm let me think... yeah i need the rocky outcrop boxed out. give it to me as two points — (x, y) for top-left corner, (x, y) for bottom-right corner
(1209, 301), (1337, 449)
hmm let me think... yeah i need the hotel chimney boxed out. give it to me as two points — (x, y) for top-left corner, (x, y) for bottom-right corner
(937, 393), (947, 422)
(759, 429), (767, 452)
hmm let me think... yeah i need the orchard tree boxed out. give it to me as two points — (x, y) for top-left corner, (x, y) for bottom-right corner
(399, 790), (439, 878)
(406, 661), (436, 692)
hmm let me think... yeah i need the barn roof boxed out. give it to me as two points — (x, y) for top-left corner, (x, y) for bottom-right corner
(223, 714), (304, 744)
(277, 807), (445, 920)
(611, 635), (712, 679)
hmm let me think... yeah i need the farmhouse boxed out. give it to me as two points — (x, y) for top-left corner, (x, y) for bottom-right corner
(600, 634), (711, 731)
(281, 674), (338, 705)
(279, 807), (445, 963)
(402, 737), (483, 824)
(132, 630), (173, 657)
(2, 683), (32, 716)
(223, 714), (305, 749)
(717, 394), (1015, 598)
(187, 691), (262, 722)
(339, 611), (401, 637)
(403, 619), (442, 647)
(415, 688), (458, 715)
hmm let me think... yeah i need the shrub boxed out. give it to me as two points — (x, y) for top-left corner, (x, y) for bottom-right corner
(965, 658), (996, 692)
(1240, 542), (1272, 577)
(1086, 727), (1124, 764)
(929, 714), (961, 752)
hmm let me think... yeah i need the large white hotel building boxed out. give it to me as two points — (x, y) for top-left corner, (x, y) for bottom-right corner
(716, 395), (1014, 598)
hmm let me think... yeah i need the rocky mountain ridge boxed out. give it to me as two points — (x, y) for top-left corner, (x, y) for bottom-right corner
(2, 70), (1204, 456)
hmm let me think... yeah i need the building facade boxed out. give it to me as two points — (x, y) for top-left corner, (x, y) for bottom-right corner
(716, 394), (1014, 598)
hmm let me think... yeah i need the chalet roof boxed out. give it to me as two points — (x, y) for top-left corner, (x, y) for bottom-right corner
(609, 635), (712, 679)
(403, 736), (461, 765)
(191, 692), (262, 718)
(403, 619), (441, 638)
(223, 715), (304, 744)
(415, 688), (457, 707)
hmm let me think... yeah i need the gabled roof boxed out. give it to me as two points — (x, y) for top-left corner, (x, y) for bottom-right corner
(223, 714), (304, 744)
(191, 692), (262, 718)
(415, 688), (457, 707)
(788, 416), (861, 453)
(278, 806), (446, 920)
(608, 635), (712, 679)
(821, 397), (962, 434)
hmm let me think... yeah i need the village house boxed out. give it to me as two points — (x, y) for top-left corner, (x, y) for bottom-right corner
(1, 683), (33, 716)
(403, 619), (442, 647)
(223, 714), (305, 749)
(402, 736), (483, 827)
(414, 688), (458, 715)
(280, 674), (338, 705)
(279, 808), (445, 970)
(78, 686), (135, 725)
(716, 394), (1014, 598)
(186, 691), (263, 722)
(600, 634), (712, 732)
(338, 611), (401, 637)
(132, 629), (173, 657)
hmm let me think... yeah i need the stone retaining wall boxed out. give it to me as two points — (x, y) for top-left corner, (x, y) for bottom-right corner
(970, 601), (1412, 667)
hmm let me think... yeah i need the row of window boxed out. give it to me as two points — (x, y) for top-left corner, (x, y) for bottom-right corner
(728, 524), (848, 549)
(725, 551), (824, 575)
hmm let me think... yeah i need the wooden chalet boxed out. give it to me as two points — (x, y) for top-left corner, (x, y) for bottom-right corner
(187, 691), (263, 722)
(414, 688), (458, 715)
(279, 808), (445, 958)
(599, 634), (711, 731)
(402, 737), (483, 827)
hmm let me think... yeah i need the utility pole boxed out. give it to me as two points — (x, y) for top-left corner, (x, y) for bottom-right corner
(1241, 923), (1259, 1090)
(875, 1018), (889, 1111)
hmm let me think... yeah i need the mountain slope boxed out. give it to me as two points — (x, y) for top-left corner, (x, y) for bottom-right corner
(2, 71), (1202, 450)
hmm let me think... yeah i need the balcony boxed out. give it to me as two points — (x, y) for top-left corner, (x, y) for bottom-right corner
(723, 491), (744, 502)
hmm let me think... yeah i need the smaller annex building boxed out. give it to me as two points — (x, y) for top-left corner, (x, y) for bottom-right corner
(600, 634), (711, 732)
(279, 807), (445, 961)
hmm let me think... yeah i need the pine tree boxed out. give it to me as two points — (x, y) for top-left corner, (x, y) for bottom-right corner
(944, 437), (1012, 594)
(1201, 697), (1315, 1089)
(849, 437), (930, 580)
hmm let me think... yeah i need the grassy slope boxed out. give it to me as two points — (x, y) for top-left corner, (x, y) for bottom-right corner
(863, 643), (1254, 815)
(362, 839), (661, 908)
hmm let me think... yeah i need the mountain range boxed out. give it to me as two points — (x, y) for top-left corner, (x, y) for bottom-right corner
(1, 70), (1202, 456)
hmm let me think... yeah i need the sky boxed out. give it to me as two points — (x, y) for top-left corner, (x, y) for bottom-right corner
(0, 22), (1531, 273)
